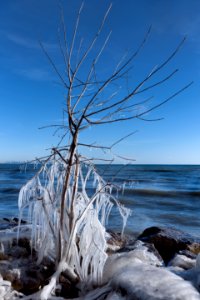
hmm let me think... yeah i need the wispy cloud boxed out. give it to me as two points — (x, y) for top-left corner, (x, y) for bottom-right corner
(6, 33), (39, 49)
(16, 67), (55, 81)
(2, 31), (58, 51)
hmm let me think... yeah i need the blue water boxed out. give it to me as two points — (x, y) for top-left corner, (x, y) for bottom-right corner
(0, 163), (200, 237)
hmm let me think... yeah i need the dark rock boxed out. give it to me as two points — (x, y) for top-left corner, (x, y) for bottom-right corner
(0, 258), (55, 295)
(56, 274), (80, 298)
(0, 252), (8, 260)
(13, 217), (27, 224)
(12, 237), (31, 255)
(0, 235), (56, 296)
(9, 246), (29, 259)
(0, 219), (16, 230)
(0, 217), (27, 230)
(19, 277), (41, 295)
(145, 242), (163, 262)
(138, 226), (200, 264)
(12, 217), (19, 223)
(3, 218), (10, 222)
(139, 227), (162, 237)
(40, 256), (55, 276)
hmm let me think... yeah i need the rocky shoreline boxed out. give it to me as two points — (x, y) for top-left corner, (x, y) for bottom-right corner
(0, 219), (200, 299)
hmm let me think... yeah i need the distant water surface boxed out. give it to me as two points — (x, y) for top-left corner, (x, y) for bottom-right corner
(0, 163), (200, 237)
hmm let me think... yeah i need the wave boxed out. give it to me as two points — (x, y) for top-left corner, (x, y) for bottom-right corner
(0, 188), (19, 194)
(1, 186), (199, 199)
(123, 188), (200, 198)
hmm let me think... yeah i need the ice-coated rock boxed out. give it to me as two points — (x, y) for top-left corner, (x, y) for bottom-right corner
(101, 240), (200, 300)
(172, 253), (200, 292)
(0, 274), (24, 299)
(196, 254), (200, 269)
(103, 240), (163, 283)
(168, 253), (196, 269)
(105, 291), (125, 300)
(110, 263), (200, 300)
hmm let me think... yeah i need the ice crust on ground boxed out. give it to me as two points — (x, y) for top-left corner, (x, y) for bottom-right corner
(77, 242), (200, 300)
(168, 253), (196, 270)
(110, 264), (200, 300)
(1, 229), (200, 299)
(103, 240), (163, 284)
(102, 242), (200, 300)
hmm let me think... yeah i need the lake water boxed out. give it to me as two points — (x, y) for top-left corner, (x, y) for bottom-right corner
(0, 163), (200, 237)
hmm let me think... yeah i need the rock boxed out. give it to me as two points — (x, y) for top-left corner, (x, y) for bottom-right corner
(138, 226), (200, 264)
(9, 246), (30, 259)
(110, 263), (200, 300)
(102, 238), (200, 300)
(20, 261), (55, 295)
(0, 229), (54, 295)
(0, 225), (32, 245)
(3, 218), (10, 223)
(188, 243), (200, 255)
(0, 274), (24, 299)
(55, 274), (79, 298)
(0, 242), (8, 261)
(81, 285), (112, 300)
(0, 217), (27, 231)
(0, 260), (13, 278)
(169, 254), (200, 293)
(106, 231), (130, 253)
(20, 276), (42, 295)
(103, 240), (163, 284)
(0, 252), (8, 260)
(117, 239), (163, 263)
(0, 260), (53, 295)
(0, 236), (34, 261)
(12, 237), (31, 255)
(179, 249), (197, 259)
(105, 291), (124, 300)
(168, 253), (196, 270)
(0, 218), (14, 230)
(12, 217), (27, 225)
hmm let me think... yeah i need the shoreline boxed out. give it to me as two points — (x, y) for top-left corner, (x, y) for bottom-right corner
(0, 219), (200, 299)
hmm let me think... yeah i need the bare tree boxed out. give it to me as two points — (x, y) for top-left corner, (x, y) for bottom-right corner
(18, 3), (192, 299)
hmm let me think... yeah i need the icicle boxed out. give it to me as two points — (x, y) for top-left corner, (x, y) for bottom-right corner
(122, 182), (126, 194)
(18, 151), (131, 294)
(117, 203), (131, 237)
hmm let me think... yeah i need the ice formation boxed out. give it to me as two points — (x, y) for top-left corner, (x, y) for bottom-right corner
(18, 153), (131, 298)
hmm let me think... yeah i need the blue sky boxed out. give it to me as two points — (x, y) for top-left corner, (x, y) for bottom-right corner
(0, 0), (200, 164)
